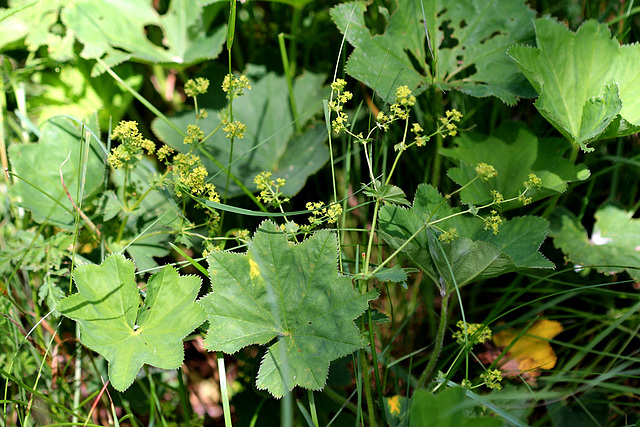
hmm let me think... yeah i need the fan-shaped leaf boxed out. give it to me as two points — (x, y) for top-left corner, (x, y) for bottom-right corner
(200, 221), (377, 397)
(508, 19), (640, 151)
(57, 254), (206, 391)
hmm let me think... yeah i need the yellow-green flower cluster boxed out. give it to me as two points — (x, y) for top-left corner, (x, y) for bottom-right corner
(222, 74), (251, 100)
(304, 201), (343, 228)
(108, 121), (155, 169)
(173, 153), (220, 202)
(184, 77), (210, 97)
(517, 173), (542, 205)
(438, 227), (458, 243)
(483, 210), (502, 234)
(475, 162), (497, 181)
(480, 369), (503, 390)
(222, 120), (247, 139)
(157, 145), (174, 163)
(254, 171), (289, 208)
(524, 173), (542, 190)
(184, 124), (204, 145)
(438, 109), (463, 137)
(412, 122), (429, 147)
(491, 190), (504, 205)
(328, 79), (353, 134)
(389, 85), (416, 120)
(452, 321), (492, 346)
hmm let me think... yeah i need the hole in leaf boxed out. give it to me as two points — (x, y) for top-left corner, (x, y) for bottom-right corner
(459, 19), (467, 28)
(438, 19), (459, 49)
(480, 31), (503, 44)
(405, 49), (426, 76)
(144, 25), (168, 50)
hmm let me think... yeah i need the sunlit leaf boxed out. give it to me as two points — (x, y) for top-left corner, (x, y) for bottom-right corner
(508, 19), (640, 151)
(61, 0), (226, 71)
(57, 254), (206, 391)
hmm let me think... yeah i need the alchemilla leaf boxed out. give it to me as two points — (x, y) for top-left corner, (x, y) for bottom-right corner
(331, 0), (536, 105)
(152, 70), (330, 198)
(62, 0), (226, 72)
(200, 221), (377, 398)
(57, 254), (206, 392)
(508, 19), (640, 151)
(379, 184), (553, 292)
(442, 122), (590, 208)
(551, 206), (640, 281)
(9, 117), (104, 229)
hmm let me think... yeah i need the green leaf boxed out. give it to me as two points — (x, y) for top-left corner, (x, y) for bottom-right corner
(61, 0), (226, 70)
(152, 71), (330, 198)
(57, 254), (206, 392)
(372, 265), (417, 283)
(379, 184), (553, 291)
(410, 387), (503, 427)
(27, 61), (143, 129)
(550, 206), (640, 281)
(508, 19), (640, 151)
(9, 117), (104, 229)
(0, 0), (75, 61)
(331, 0), (536, 105)
(441, 122), (590, 208)
(363, 181), (410, 206)
(200, 221), (377, 397)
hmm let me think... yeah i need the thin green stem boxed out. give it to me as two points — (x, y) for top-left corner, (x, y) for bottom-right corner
(217, 352), (233, 427)
(359, 349), (377, 427)
(307, 390), (319, 427)
(278, 33), (301, 133)
(417, 290), (450, 388)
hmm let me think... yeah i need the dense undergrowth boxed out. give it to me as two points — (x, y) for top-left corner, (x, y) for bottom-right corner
(1, 0), (640, 426)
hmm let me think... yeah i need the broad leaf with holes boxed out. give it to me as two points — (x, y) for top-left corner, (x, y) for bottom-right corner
(330, 0), (536, 104)
(62, 0), (226, 72)
(508, 19), (640, 151)
(551, 206), (640, 281)
(441, 122), (590, 209)
(200, 221), (377, 397)
(57, 254), (206, 391)
(9, 117), (104, 229)
(379, 184), (553, 292)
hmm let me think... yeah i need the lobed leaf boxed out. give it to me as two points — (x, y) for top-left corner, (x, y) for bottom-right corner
(200, 221), (377, 397)
(442, 122), (590, 208)
(9, 117), (104, 229)
(379, 184), (553, 292)
(508, 19), (640, 151)
(61, 0), (226, 72)
(57, 254), (206, 391)
(550, 206), (640, 281)
(331, 0), (536, 105)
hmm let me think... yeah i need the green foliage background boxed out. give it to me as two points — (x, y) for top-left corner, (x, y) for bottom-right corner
(1, 0), (640, 426)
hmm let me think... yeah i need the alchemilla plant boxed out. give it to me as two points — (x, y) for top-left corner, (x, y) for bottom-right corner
(1, 0), (640, 426)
